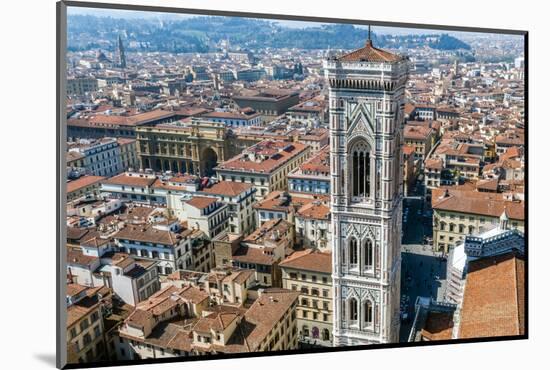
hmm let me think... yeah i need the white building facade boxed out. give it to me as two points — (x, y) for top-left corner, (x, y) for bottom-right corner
(324, 39), (409, 345)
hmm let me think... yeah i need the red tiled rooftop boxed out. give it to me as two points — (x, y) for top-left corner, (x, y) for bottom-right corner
(458, 252), (524, 338)
(337, 40), (404, 63)
(432, 187), (524, 220)
(102, 173), (156, 187)
(216, 140), (309, 175)
(279, 249), (332, 274)
(185, 196), (218, 210)
(67, 175), (105, 194)
(202, 181), (253, 197)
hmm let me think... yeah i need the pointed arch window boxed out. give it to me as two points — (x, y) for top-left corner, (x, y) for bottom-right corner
(364, 301), (374, 326)
(341, 243), (347, 265)
(350, 141), (371, 198)
(349, 238), (358, 267)
(364, 240), (374, 270)
(341, 300), (347, 321)
(349, 297), (358, 322)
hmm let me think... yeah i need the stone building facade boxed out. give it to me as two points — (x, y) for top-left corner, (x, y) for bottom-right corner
(324, 38), (409, 345)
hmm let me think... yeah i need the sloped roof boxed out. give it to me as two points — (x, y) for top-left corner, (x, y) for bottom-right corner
(432, 187), (524, 220)
(337, 40), (404, 63)
(458, 252), (525, 338)
(202, 181), (253, 197)
(279, 249), (332, 274)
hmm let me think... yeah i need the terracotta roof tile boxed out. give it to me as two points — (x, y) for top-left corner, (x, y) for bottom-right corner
(67, 175), (105, 194)
(102, 173), (156, 187)
(420, 311), (454, 340)
(296, 201), (330, 220)
(114, 224), (186, 246)
(458, 252), (525, 338)
(202, 181), (253, 197)
(279, 249), (332, 274)
(337, 40), (404, 63)
(432, 188), (524, 220)
(185, 196), (218, 210)
(216, 140), (309, 175)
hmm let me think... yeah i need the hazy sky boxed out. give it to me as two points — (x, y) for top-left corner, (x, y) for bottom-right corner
(67, 7), (522, 39)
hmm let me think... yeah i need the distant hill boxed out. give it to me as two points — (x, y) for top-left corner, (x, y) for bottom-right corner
(429, 34), (471, 50)
(67, 15), (471, 53)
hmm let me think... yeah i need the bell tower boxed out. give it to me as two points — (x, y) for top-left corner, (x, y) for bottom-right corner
(324, 33), (409, 345)
(117, 34), (127, 69)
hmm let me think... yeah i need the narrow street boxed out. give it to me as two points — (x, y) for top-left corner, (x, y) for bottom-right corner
(398, 195), (447, 342)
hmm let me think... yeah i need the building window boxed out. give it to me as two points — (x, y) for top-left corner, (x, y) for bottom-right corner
(364, 239), (374, 269)
(349, 237), (358, 267)
(341, 300), (346, 321)
(349, 297), (358, 323)
(351, 141), (371, 198)
(80, 319), (89, 332)
(312, 327), (320, 339)
(364, 301), (373, 326)
(322, 328), (330, 341)
(83, 333), (92, 346)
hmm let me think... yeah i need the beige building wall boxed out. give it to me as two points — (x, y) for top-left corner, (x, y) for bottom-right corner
(281, 267), (333, 346)
(433, 209), (525, 253)
(67, 307), (105, 363)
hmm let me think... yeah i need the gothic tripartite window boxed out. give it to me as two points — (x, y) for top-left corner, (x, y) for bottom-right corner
(350, 141), (371, 199)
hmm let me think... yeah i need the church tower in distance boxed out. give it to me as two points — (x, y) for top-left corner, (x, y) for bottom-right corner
(324, 33), (409, 345)
(117, 34), (127, 69)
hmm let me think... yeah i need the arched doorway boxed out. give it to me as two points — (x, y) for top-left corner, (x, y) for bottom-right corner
(312, 327), (320, 339)
(201, 147), (218, 177)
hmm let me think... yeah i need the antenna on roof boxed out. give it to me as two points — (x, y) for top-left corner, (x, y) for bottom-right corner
(367, 25), (372, 45)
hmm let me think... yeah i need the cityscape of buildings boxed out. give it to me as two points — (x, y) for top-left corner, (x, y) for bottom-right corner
(64, 10), (525, 365)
